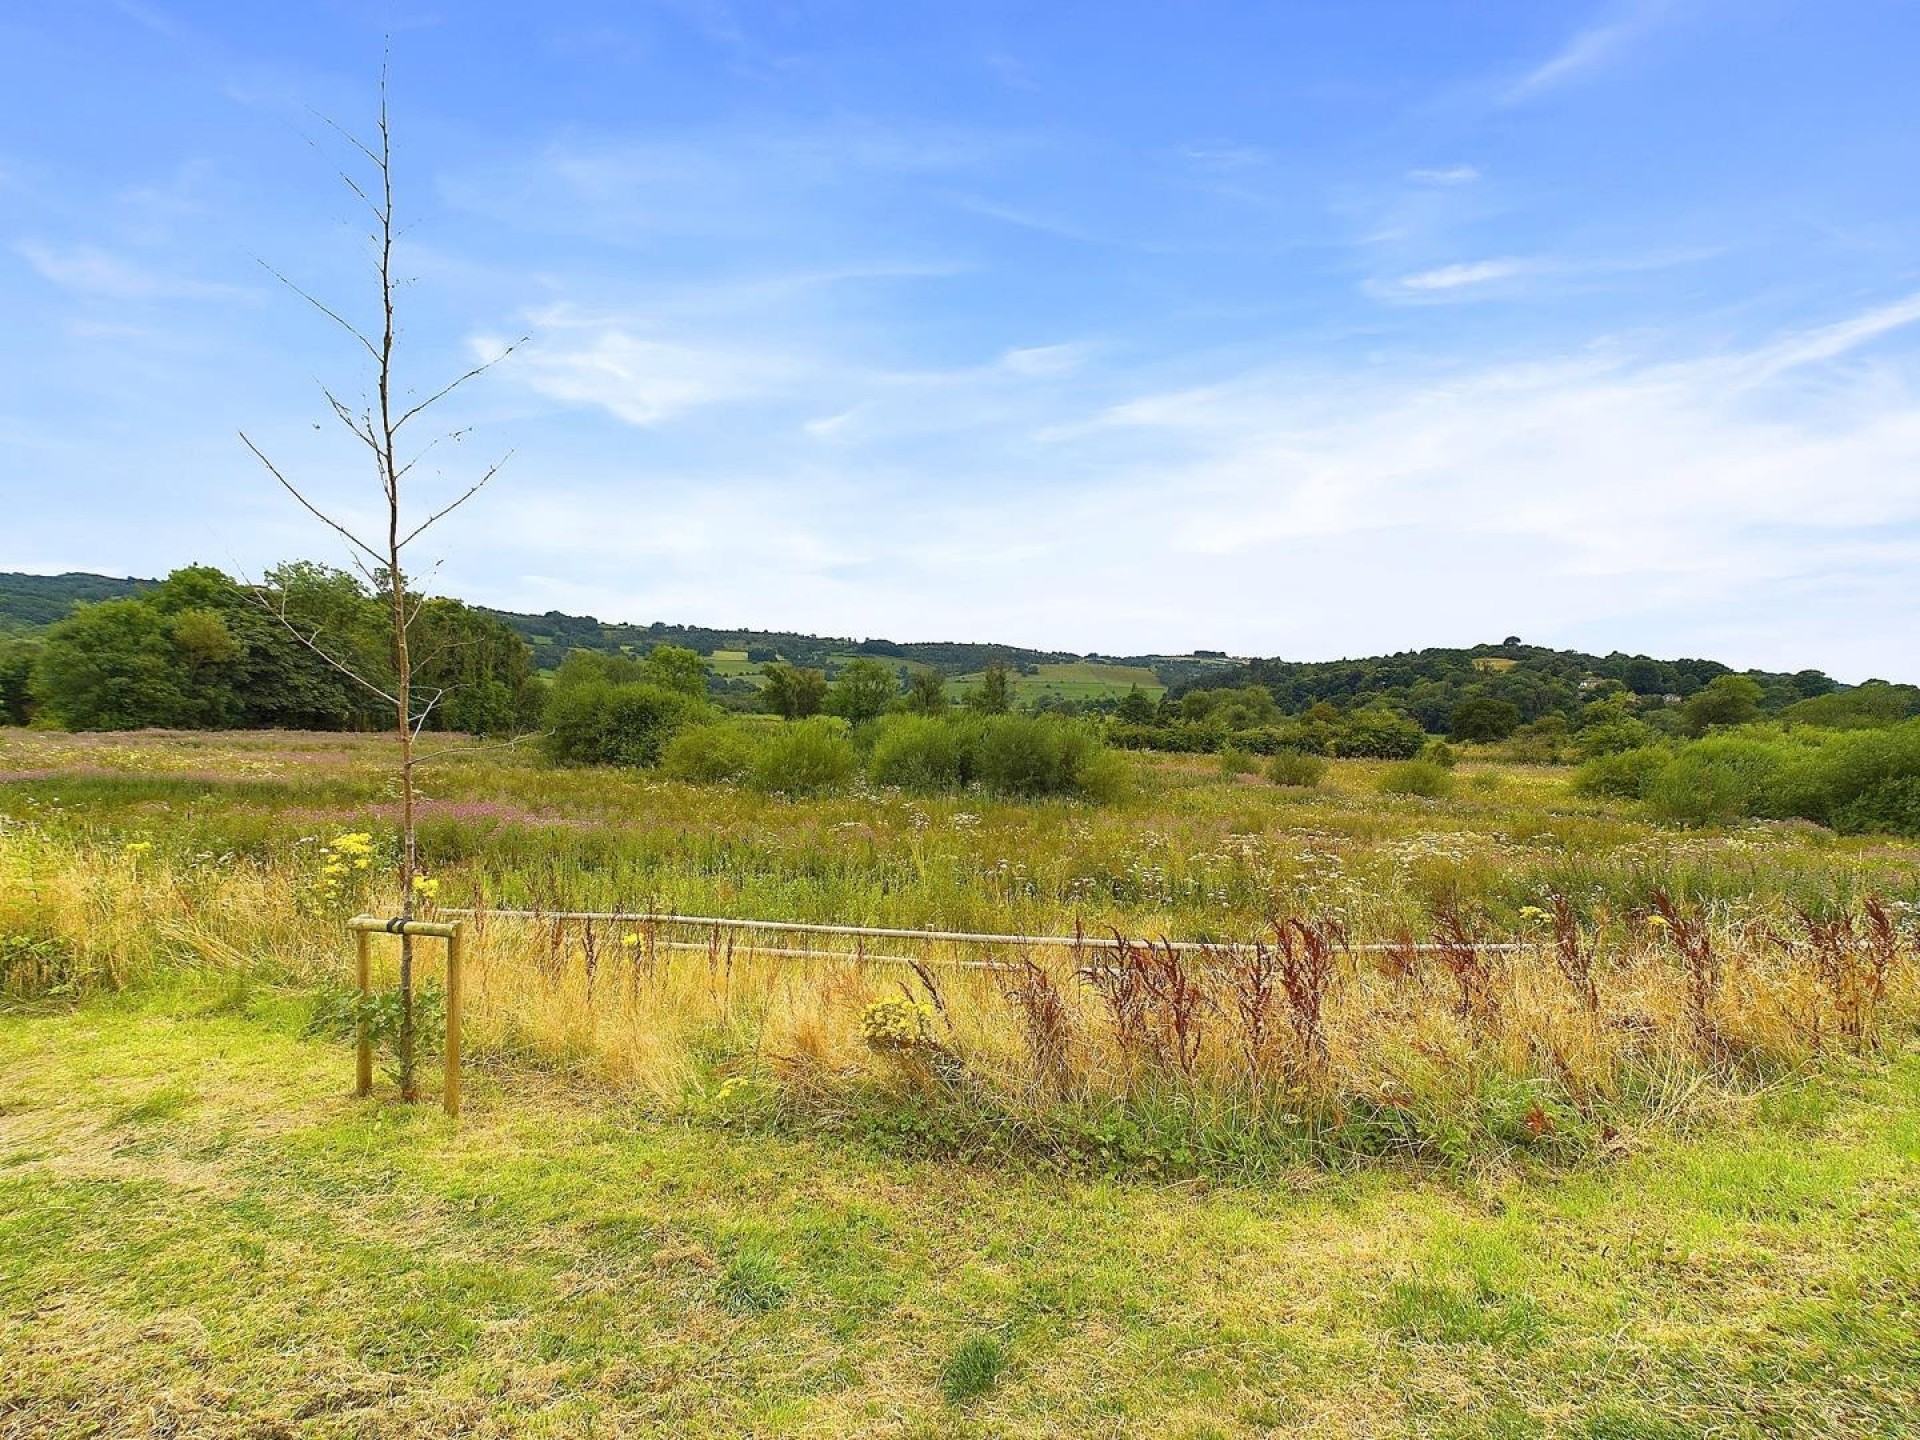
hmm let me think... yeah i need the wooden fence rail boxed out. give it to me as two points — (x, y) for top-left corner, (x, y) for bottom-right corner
(442, 907), (1531, 956)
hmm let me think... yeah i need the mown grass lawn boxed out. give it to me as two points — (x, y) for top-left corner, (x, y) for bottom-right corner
(3, 977), (1916, 1438)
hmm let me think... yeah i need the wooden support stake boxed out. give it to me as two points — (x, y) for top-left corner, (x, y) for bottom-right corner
(444, 922), (463, 1119)
(347, 915), (465, 1118)
(354, 928), (373, 1097)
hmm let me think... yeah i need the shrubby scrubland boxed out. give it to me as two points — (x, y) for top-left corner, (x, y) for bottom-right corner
(537, 645), (1125, 800)
(1574, 719), (1920, 833)
(9, 563), (1920, 835)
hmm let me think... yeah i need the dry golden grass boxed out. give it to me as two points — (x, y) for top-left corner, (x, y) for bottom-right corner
(8, 819), (1913, 1169)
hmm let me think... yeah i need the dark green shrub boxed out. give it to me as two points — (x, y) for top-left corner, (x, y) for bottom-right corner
(1573, 745), (1672, 800)
(1420, 739), (1458, 768)
(1643, 737), (1791, 826)
(1336, 708), (1428, 759)
(542, 681), (705, 767)
(1794, 720), (1920, 833)
(661, 722), (763, 783)
(1267, 750), (1327, 787)
(752, 717), (859, 795)
(1506, 714), (1571, 762)
(1449, 696), (1522, 741)
(1577, 717), (1655, 758)
(868, 713), (981, 791)
(1377, 759), (1455, 798)
(975, 716), (1105, 798)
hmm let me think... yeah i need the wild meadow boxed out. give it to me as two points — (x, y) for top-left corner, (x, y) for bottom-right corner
(5, 726), (1920, 1435)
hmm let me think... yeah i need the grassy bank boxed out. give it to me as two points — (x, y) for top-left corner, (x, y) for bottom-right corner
(3, 976), (1918, 1437)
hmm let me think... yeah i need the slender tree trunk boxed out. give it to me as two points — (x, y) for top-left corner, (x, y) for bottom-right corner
(240, 63), (520, 1105)
(372, 91), (420, 1103)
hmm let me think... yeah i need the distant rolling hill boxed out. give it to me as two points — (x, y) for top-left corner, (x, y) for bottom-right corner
(0, 571), (152, 633)
(0, 570), (1235, 699)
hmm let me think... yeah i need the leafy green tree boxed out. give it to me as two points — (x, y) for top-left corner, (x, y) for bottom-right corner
(1114, 685), (1154, 723)
(1683, 674), (1764, 735)
(0, 639), (39, 724)
(968, 661), (1012, 715)
(31, 600), (195, 730)
(761, 662), (827, 719)
(411, 599), (538, 736)
(639, 644), (708, 699)
(1449, 696), (1523, 742)
(828, 657), (897, 723)
(905, 667), (948, 715)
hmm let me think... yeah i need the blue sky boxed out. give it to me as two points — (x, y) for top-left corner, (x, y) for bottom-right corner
(4, 1), (1918, 678)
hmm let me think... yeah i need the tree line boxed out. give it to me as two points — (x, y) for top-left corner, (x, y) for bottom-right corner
(2, 564), (540, 734)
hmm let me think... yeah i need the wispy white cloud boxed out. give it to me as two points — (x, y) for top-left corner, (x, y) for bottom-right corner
(1508, 2), (1670, 102)
(16, 241), (250, 301)
(1181, 144), (1270, 174)
(448, 290), (1920, 677)
(490, 322), (801, 426)
(1395, 257), (1529, 292)
(1407, 164), (1480, 186)
(1373, 247), (1718, 303)
(1000, 343), (1089, 378)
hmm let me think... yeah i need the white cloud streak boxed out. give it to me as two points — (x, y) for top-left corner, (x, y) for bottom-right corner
(1507, 1), (1671, 102)
(457, 290), (1920, 678)
(16, 241), (249, 301)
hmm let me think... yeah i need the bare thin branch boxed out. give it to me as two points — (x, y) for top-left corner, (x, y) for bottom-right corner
(321, 387), (385, 464)
(411, 687), (448, 740)
(306, 103), (384, 172)
(239, 431), (385, 564)
(399, 452), (511, 550)
(392, 426), (471, 483)
(414, 730), (544, 767)
(254, 259), (381, 364)
(393, 337), (526, 434)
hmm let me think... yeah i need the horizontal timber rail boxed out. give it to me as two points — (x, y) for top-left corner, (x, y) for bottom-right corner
(444, 907), (1531, 956)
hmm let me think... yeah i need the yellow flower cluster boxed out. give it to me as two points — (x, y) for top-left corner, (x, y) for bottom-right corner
(1518, 904), (1549, 923)
(859, 996), (938, 1052)
(317, 831), (377, 900)
(1645, 913), (1671, 931)
(123, 839), (154, 857)
(411, 874), (440, 901)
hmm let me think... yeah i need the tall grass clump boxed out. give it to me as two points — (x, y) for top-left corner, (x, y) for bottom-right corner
(5, 815), (1919, 1172)
(1267, 750), (1327, 788)
(1378, 759), (1455, 798)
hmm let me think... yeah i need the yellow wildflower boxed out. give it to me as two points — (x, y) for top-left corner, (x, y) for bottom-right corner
(859, 996), (937, 1052)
